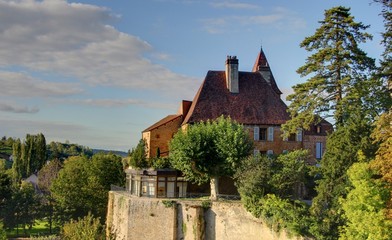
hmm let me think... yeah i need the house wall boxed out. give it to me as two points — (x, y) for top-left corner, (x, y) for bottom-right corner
(246, 125), (302, 154)
(107, 191), (303, 240)
(246, 125), (328, 164)
(303, 135), (327, 165)
(143, 117), (183, 158)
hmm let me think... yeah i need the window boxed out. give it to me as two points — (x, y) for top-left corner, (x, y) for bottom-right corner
(254, 127), (267, 141)
(267, 127), (274, 141)
(316, 125), (322, 134)
(288, 133), (296, 141)
(282, 150), (288, 154)
(296, 129), (303, 142)
(267, 150), (273, 155)
(316, 142), (323, 159)
(254, 126), (259, 141)
(260, 128), (267, 140)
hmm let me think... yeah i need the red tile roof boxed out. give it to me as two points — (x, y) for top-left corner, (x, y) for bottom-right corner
(252, 47), (282, 95)
(143, 114), (182, 132)
(182, 71), (290, 125)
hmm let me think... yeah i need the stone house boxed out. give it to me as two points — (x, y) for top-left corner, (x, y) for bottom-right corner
(142, 47), (332, 164)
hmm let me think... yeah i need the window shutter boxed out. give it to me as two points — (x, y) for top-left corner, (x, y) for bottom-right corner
(254, 126), (259, 141)
(267, 127), (274, 141)
(316, 142), (322, 159)
(296, 129), (303, 142)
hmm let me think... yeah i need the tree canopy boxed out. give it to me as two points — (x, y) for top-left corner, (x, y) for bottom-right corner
(169, 116), (253, 199)
(282, 6), (387, 135)
(51, 153), (124, 223)
(340, 162), (392, 240)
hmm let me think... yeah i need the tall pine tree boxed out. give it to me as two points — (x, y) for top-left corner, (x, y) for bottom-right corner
(281, 6), (389, 239)
(282, 6), (379, 135)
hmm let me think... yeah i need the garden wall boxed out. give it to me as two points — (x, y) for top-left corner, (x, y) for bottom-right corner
(106, 191), (303, 240)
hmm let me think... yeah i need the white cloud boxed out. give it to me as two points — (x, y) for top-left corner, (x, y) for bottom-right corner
(0, 0), (198, 98)
(210, 1), (259, 9)
(201, 7), (306, 34)
(67, 98), (177, 109)
(0, 102), (39, 113)
(0, 71), (82, 97)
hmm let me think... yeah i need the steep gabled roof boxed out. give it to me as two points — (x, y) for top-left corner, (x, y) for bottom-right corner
(252, 47), (282, 95)
(143, 114), (182, 132)
(182, 71), (290, 125)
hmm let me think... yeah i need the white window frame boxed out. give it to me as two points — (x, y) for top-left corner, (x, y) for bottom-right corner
(296, 129), (303, 142)
(267, 127), (274, 141)
(254, 126), (259, 141)
(316, 142), (323, 159)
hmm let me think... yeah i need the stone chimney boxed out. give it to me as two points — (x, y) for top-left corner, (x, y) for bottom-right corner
(225, 56), (239, 93)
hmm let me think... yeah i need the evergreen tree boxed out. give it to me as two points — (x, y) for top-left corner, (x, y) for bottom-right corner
(33, 133), (46, 173)
(281, 6), (389, 239)
(11, 139), (22, 184)
(282, 6), (381, 135)
(374, 0), (392, 93)
(128, 139), (148, 169)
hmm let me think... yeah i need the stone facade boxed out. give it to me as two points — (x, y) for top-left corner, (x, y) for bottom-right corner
(142, 115), (183, 158)
(107, 191), (304, 240)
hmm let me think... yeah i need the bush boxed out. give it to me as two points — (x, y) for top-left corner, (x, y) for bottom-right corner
(61, 213), (104, 240)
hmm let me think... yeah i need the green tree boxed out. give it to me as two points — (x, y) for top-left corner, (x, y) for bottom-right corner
(339, 162), (392, 240)
(61, 213), (104, 240)
(280, 6), (389, 239)
(234, 150), (312, 236)
(169, 116), (253, 200)
(128, 139), (148, 169)
(0, 222), (6, 240)
(0, 160), (12, 222)
(86, 153), (125, 220)
(12, 139), (23, 184)
(282, 6), (384, 135)
(38, 159), (63, 233)
(9, 182), (41, 235)
(51, 154), (124, 223)
(33, 133), (46, 173)
(51, 156), (91, 223)
(374, 0), (392, 93)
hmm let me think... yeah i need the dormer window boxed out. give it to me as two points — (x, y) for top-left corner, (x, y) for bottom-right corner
(316, 125), (322, 134)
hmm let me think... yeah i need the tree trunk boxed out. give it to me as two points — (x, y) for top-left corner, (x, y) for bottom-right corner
(210, 176), (219, 201)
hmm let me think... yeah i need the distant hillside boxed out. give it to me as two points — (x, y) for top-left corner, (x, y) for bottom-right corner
(92, 149), (128, 157)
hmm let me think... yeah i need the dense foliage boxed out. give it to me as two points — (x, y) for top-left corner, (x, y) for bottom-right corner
(169, 116), (253, 199)
(51, 153), (124, 223)
(339, 162), (392, 239)
(128, 138), (148, 169)
(47, 141), (93, 161)
(235, 150), (311, 236)
(12, 134), (47, 184)
(61, 213), (104, 240)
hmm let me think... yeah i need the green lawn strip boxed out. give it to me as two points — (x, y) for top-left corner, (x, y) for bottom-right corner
(6, 220), (59, 238)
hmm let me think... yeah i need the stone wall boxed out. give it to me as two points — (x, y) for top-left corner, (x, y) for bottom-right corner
(143, 116), (183, 158)
(107, 191), (303, 240)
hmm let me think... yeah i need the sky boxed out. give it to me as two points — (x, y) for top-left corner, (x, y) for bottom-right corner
(0, 0), (385, 151)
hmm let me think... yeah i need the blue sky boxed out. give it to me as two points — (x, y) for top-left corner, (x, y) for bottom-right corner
(0, 0), (384, 151)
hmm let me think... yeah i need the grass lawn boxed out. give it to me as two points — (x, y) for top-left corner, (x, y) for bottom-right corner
(6, 220), (59, 238)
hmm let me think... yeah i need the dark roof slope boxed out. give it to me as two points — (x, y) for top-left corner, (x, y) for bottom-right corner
(182, 71), (290, 125)
(143, 114), (182, 132)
